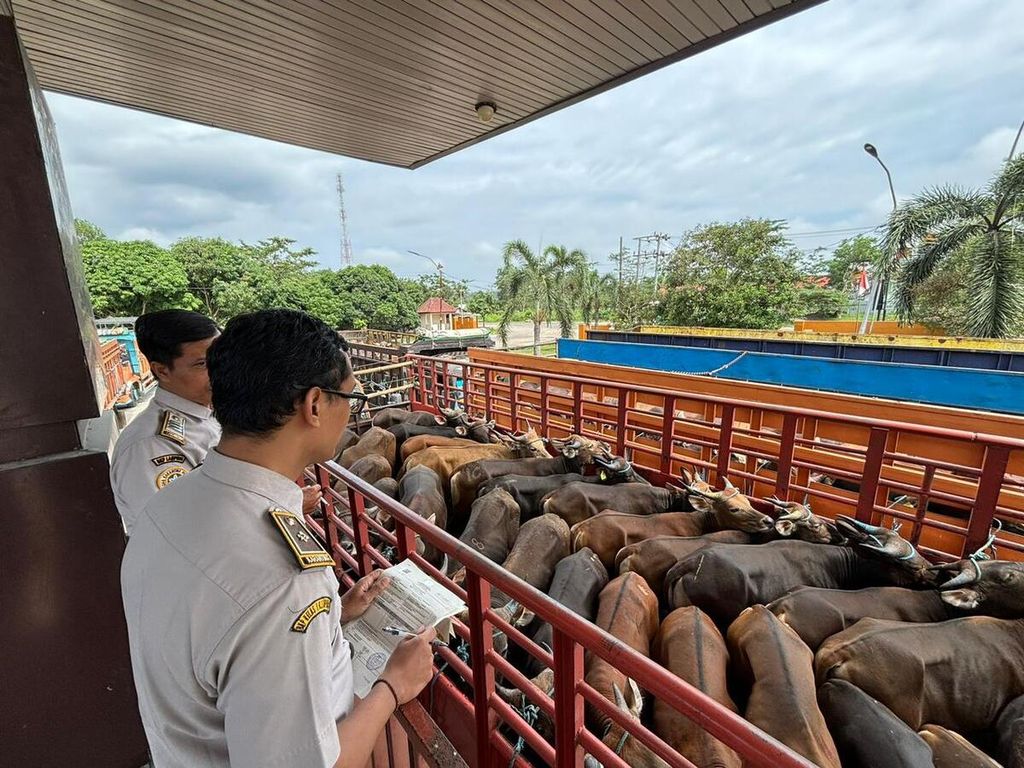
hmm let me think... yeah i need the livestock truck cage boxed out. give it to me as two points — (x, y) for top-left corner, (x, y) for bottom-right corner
(307, 353), (1024, 768)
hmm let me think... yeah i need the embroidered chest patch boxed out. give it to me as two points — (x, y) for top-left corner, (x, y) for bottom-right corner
(290, 597), (332, 633)
(268, 507), (334, 570)
(159, 411), (188, 446)
(155, 466), (189, 489)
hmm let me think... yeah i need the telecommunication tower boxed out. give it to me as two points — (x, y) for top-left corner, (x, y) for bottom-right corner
(337, 172), (353, 267)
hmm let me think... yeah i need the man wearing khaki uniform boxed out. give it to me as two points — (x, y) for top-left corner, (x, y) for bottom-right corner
(122, 309), (435, 768)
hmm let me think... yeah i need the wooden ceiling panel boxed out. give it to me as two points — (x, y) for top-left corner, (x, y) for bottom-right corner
(10, 0), (822, 168)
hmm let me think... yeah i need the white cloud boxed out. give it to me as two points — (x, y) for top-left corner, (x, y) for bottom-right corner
(44, 0), (1024, 281)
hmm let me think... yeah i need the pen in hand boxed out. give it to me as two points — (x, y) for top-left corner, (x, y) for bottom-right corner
(382, 625), (444, 647)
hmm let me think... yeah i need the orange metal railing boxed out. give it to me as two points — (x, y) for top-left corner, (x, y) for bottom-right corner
(409, 354), (1024, 563)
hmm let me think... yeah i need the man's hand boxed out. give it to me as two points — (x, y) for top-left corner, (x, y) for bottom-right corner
(301, 484), (323, 515)
(341, 570), (391, 623)
(380, 626), (436, 704)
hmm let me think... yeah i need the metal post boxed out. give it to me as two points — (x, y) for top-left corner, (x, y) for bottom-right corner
(552, 629), (584, 768)
(660, 396), (675, 477)
(466, 572), (497, 768)
(774, 413), (798, 499)
(715, 405), (735, 486)
(615, 387), (627, 457)
(347, 486), (373, 576)
(963, 445), (1011, 556)
(540, 377), (549, 438)
(854, 428), (888, 523)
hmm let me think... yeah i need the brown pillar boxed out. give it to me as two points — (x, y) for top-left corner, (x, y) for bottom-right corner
(0, 3), (148, 765)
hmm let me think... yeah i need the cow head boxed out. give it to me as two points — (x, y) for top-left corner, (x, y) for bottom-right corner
(686, 477), (774, 533)
(834, 515), (933, 576)
(767, 498), (844, 544)
(931, 559), (1024, 616)
(551, 435), (611, 464)
(592, 455), (647, 484)
(437, 406), (467, 427)
(588, 681), (669, 768)
(508, 428), (548, 457)
(495, 668), (555, 743)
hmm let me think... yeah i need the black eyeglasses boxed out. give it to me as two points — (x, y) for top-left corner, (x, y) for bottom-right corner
(319, 387), (369, 416)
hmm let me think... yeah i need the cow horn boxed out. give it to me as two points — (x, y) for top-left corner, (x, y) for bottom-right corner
(583, 756), (603, 768)
(681, 468), (694, 484)
(722, 476), (736, 490)
(627, 678), (643, 717)
(934, 559), (982, 590)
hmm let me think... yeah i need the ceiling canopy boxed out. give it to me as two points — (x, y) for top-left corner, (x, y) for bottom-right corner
(12, 0), (822, 168)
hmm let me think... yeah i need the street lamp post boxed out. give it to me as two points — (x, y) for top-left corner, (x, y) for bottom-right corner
(408, 250), (445, 294)
(861, 143), (898, 332)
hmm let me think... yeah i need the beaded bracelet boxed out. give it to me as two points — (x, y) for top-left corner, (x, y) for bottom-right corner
(373, 678), (399, 711)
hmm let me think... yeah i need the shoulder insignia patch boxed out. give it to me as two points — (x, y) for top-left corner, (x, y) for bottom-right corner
(269, 507), (334, 570)
(291, 596), (332, 633)
(152, 453), (187, 467)
(159, 411), (188, 446)
(155, 465), (189, 489)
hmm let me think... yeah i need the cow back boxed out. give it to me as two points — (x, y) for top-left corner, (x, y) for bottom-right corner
(653, 607), (741, 768)
(920, 725), (1001, 767)
(816, 616), (1024, 733)
(543, 483), (677, 527)
(616, 531), (754, 595)
(491, 514), (570, 606)
(346, 453), (392, 486)
(526, 548), (608, 677)
(768, 585), (951, 651)
(401, 434), (479, 463)
(727, 605), (841, 768)
(398, 466), (447, 568)
(341, 426), (396, 471)
(454, 490), (521, 570)
(817, 679), (932, 768)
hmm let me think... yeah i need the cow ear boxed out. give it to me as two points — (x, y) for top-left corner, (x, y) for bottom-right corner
(775, 519), (796, 537)
(940, 588), (981, 611)
(688, 494), (712, 512)
(455, 425), (468, 436)
(434, 415), (446, 425)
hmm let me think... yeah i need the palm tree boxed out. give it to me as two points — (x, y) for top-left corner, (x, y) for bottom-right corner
(496, 241), (587, 355)
(573, 265), (616, 326)
(881, 154), (1023, 337)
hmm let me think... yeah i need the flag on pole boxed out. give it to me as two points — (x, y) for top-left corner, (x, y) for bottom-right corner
(856, 267), (870, 296)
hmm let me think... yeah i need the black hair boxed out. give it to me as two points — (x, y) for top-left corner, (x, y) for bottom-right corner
(135, 310), (220, 367)
(207, 309), (352, 436)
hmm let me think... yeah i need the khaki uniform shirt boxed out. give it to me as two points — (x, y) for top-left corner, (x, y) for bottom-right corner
(110, 387), (221, 535)
(122, 449), (352, 768)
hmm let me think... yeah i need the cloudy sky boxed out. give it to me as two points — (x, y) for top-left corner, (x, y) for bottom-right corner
(47, 0), (1023, 288)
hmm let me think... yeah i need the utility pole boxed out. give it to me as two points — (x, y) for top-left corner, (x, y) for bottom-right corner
(336, 172), (353, 268)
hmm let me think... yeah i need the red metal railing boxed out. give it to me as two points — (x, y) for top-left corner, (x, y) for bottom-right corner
(409, 354), (1024, 562)
(306, 462), (814, 768)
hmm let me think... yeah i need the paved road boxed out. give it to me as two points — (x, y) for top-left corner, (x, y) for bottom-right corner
(481, 320), (569, 350)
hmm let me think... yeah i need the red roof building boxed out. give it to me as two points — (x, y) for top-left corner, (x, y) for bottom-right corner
(416, 297), (458, 314)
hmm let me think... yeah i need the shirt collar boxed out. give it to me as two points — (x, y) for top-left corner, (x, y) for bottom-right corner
(154, 387), (214, 421)
(200, 449), (304, 514)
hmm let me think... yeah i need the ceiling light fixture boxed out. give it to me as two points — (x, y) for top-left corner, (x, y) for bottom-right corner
(474, 101), (497, 123)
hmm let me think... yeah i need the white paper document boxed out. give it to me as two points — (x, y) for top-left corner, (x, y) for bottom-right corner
(344, 559), (466, 698)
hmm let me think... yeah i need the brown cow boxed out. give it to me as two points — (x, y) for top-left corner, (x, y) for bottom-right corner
(334, 428), (359, 458)
(919, 725), (1001, 767)
(542, 483), (689, 527)
(816, 616), (1024, 732)
(397, 466), (447, 568)
(346, 454), (392, 486)
(570, 483), (772, 569)
(371, 407), (446, 429)
(727, 606), (841, 768)
(400, 435), (479, 463)
(586, 573), (667, 768)
(489, 514), (570, 609)
(447, 489), (520, 576)
(653, 607), (741, 768)
(767, 585), (954, 651)
(765, 498), (845, 544)
(340, 426), (396, 471)
(616, 531), (755, 597)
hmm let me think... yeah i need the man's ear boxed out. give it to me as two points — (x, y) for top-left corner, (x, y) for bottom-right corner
(302, 387), (322, 425)
(150, 361), (171, 383)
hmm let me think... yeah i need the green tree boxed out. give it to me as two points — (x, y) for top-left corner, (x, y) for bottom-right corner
(824, 236), (881, 292)
(881, 154), (1024, 337)
(571, 265), (616, 325)
(169, 237), (250, 321)
(662, 219), (802, 329)
(326, 265), (421, 331)
(75, 218), (106, 244)
(467, 290), (499, 318)
(82, 238), (197, 317)
(496, 241), (587, 354)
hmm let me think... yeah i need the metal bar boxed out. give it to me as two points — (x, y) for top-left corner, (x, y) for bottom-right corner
(615, 388), (628, 458)
(854, 428), (888, 523)
(356, 360), (416, 377)
(660, 396), (675, 477)
(552, 628), (584, 768)
(572, 380), (583, 434)
(774, 413), (798, 499)
(963, 445), (1012, 556)
(465, 571), (496, 768)
(716, 404), (736, 486)
(347, 485), (373, 576)
(540, 377), (549, 437)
